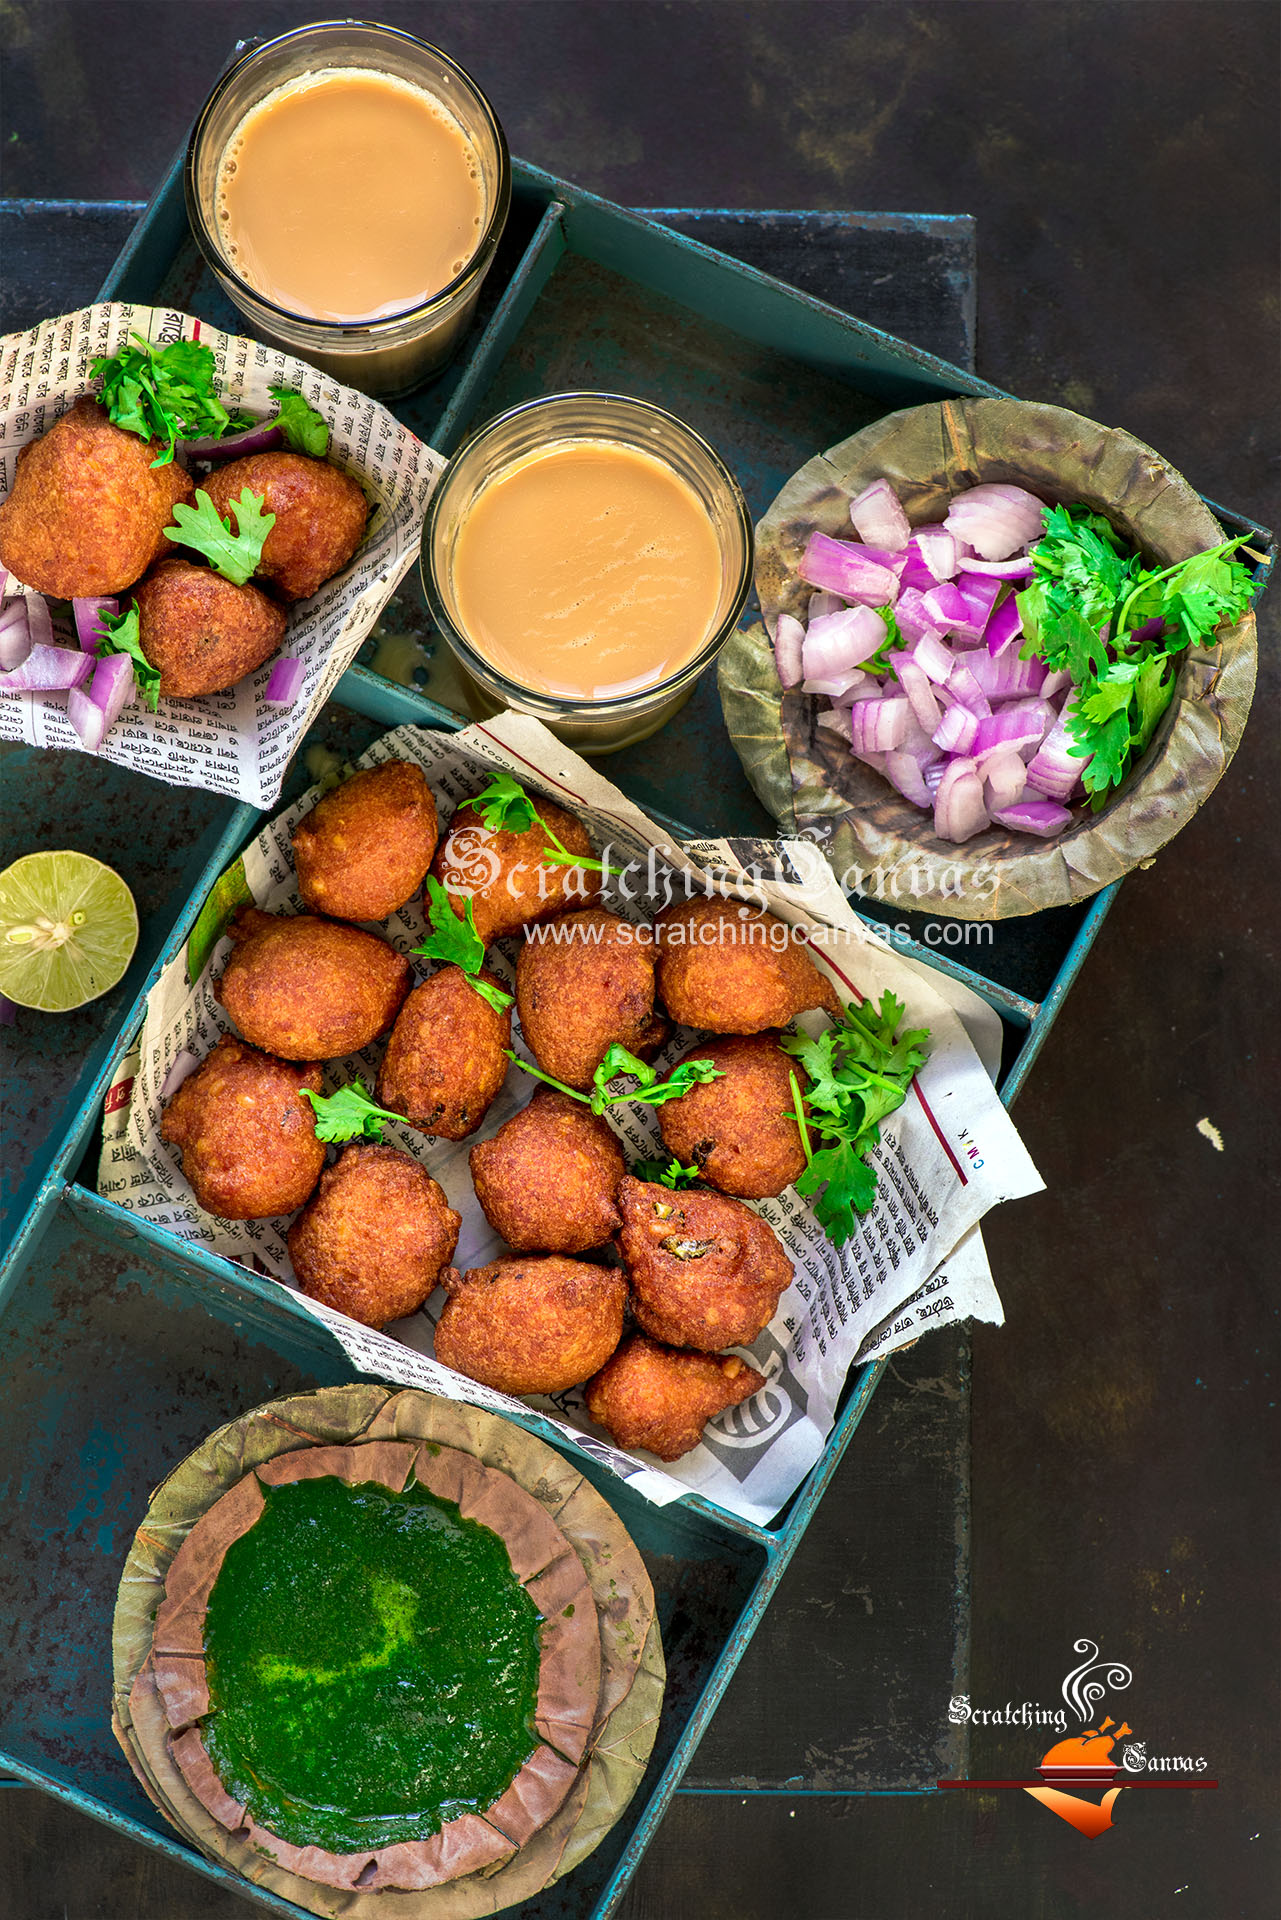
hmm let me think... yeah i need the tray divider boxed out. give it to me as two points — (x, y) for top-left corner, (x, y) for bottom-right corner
(999, 880), (1121, 1105)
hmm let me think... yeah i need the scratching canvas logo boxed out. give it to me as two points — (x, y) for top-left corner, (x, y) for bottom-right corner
(938, 1640), (1216, 1835)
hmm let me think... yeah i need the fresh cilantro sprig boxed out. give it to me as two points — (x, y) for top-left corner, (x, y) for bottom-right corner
(506, 1041), (723, 1118)
(91, 334), (236, 467)
(1017, 505), (1257, 807)
(302, 1077), (402, 1144)
(411, 878), (514, 1014)
(96, 606), (161, 711)
(633, 1155), (700, 1188)
(471, 772), (625, 877)
(165, 487), (276, 586)
(270, 385), (329, 457)
(780, 991), (930, 1246)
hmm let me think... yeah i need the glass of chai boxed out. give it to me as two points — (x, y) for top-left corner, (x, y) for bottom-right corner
(421, 393), (754, 754)
(185, 22), (510, 397)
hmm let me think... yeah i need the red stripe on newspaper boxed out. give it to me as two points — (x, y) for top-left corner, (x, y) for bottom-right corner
(104, 1078), (133, 1114)
(912, 1083), (966, 1185)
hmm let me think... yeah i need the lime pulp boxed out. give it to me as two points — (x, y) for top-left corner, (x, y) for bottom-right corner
(0, 851), (139, 1012)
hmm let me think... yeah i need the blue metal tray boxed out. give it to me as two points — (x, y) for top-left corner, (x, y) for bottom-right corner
(0, 134), (1273, 1920)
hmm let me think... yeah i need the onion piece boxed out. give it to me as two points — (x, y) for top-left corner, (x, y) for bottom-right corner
(90, 650), (135, 724)
(24, 592), (53, 651)
(0, 643), (94, 692)
(67, 687), (107, 751)
(983, 749), (1028, 810)
(932, 702), (978, 754)
(802, 668), (870, 697)
(264, 656), (305, 706)
(0, 605), (31, 672)
(808, 591), (845, 621)
(958, 554), (1035, 579)
(907, 630), (954, 685)
(971, 698), (1055, 758)
(1025, 699), (1090, 799)
(984, 595), (1023, 657)
(73, 595), (119, 653)
(954, 572), (1003, 636)
(849, 477), (911, 552)
(849, 745), (889, 777)
(176, 422), (284, 461)
(894, 587), (945, 643)
(885, 747), (935, 807)
(829, 671), (873, 706)
(946, 663), (992, 717)
(990, 799), (1074, 837)
(848, 695), (911, 754)
(944, 483), (1048, 560)
(800, 531), (898, 606)
(816, 707), (853, 742)
(802, 604), (889, 677)
(1040, 667), (1072, 700)
(933, 758), (989, 843)
(968, 646), (1044, 701)
(893, 654), (942, 732)
(773, 612), (805, 688)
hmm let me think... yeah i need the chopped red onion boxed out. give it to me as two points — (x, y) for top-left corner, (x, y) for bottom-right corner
(933, 758), (989, 842)
(849, 696), (911, 754)
(958, 554), (1035, 579)
(25, 592), (53, 651)
(894, 587), (945, 643)
(944, 484), (1048, 560)
(1025, 700), (1089, 799)
(849, 478), (911, 552)
(90, 650), (135, 724)
(800, 531), (899, 606)
(971, 698), (1055, 758)
(923, 757), (947, 797)
(946, 662), (992, 718)
(990, 799), (1074, 837)
(808, 591), (844, 621)
(984, 595), (1023, 657)
(816, 707), (853, 741)
(264, 656), (305, 706)
(1040, 667), (1072, 700)
(0, 606), (31, 673)
(67, 686), (107, 751)
(0, 643), (94, 692)
(932, 702), (978, 754)
(177, 422), (284, 461)
(893, 655), (942, 732)
(803, 667), (870, 697)
(983, 749), (1027, 810)
(885, 748), (935, 807)
(921, 581), (972, 634)
(774, 612), (805, 688)
(913, 526), (958, 583)
(954, 571), (1003, 633)
(849, 746), (889, 777)
(830, 671), (873, 706)
(73, 595), (118, 652)
(802, 604), (888, 678)
(908, 630), (954, 685)
(967, 647), (1044, 701)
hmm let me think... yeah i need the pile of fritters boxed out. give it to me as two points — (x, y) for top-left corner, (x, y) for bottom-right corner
(160, 765), (845, 1462)
(0, 402), (369, 698)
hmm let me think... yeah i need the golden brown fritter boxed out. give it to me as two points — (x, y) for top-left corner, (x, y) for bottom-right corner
(657, 1033), (809, 1200)
(434, 1255), (626, 1395)
(428, 796), (602, 945)
(215, 907), (411, 1060)
(516, 909), (669, 1092)
(376, 965), (511, 1139)
(287, 1143), (460, 1327)
(203, 451), (368, 602)
(617, 1175), (792, 1350)
(292, 760), (439, 922)
(130, 557), (288, 697)
(0, 397), (194, 598)
(159, 1035), (324, 1219)
(585, 1334), (767, 1462)
(653, 896), (842, 1033)
(469, 1088), (625, 1253)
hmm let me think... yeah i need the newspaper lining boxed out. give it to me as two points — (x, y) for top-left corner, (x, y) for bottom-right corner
(99, 713), (1043, 1525)
(0, 304), (441, 807)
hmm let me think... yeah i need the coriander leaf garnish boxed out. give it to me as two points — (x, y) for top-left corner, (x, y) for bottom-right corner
(780, 991), (930, 1246)
(91, 332), (233, 466)
(302, 1077), (402, 1144)
(165, 486), (275, 586)
(504, 1044), (723, 1117)
(633, 1155), (700, 1189)
(96, 605), (161, 711)
(270, 385), (330, 457)
(412, 878), (514, 1013)
(470, 772), (625, 876)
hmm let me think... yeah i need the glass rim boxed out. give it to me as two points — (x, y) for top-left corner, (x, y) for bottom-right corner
(183, 19), (512, 339)
(420, 390), (755, 716)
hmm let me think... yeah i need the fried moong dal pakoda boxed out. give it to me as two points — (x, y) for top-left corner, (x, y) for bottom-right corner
(428, 795), (602, 945)
(469, 1088), (625, 1253)
(286, 1143), (460, 1327)
(376, 964), (511, 1139)
(292, 760), (439, 922)
(0, 397), (194, 599)
(654, 895), (841, 1033)
(203, 451), (368, 602)
(657, 1033), (809, 1200)
(515, 909), (669, 1092)
(618, 1175), (792, 1350)
(159, 1035), (324, 1219)
(215, 907), (410, 1060)
(130, 557), (288, 697)
(585, 1334), (767, 1462)
(435, 1256), (627, 1395)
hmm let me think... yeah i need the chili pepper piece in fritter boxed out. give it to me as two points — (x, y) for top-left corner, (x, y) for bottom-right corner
(0, 397), (194, 599)
(376, 964), (511, 1140)
(585, 1333), (767, 1463)
(428, 795), (602, 946)
(469, 1088), (625, 1253)
(434, 1255), (627, 1395)
(292, 760), (439, 923)
(617, 1175), (792, 1350)
(159, 1034), (324, 1219)
(653, 895), (841, 1033)
(516, 909), (669, 1092)
(130, 557), (288, 697)
(215, 907), (411, 1060)
(287, 1143), (460, 1327)
(202, 450), (368, 602)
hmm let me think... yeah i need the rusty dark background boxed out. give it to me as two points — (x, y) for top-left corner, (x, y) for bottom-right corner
(0, 2), (1278, 1916)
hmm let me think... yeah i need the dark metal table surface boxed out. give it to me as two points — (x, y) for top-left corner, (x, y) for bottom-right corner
(1, 6), (1278, 1920)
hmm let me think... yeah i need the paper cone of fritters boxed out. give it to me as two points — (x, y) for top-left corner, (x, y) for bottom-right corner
(112, 1384), (664, 1918)
(719, 396), (1258, 918)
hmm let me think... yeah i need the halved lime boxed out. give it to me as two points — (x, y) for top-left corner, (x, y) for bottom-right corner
(0, 851), (139, 1012)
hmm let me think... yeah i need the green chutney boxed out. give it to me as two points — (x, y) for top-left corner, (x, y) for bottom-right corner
(201, 1474), (543, 1853)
